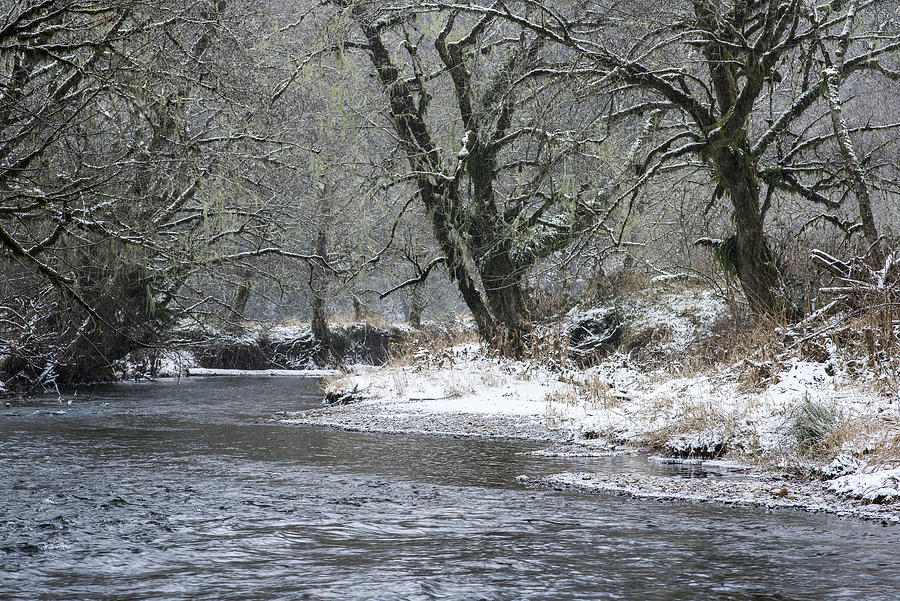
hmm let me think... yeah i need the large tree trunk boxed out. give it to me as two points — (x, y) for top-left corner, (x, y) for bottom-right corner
(354, 14), (529, 354)
(716, 148), (799, 320)
(479, 246), (530, 354)
(424, 180), (497, 341)
(465, 139), (531, 354)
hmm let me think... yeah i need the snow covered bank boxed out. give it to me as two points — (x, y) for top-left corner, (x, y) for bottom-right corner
(281, 284), (900, 524)
(110, 321), (410, 382)
(520, 471), (899, 524)
(282, 347), (568, 441)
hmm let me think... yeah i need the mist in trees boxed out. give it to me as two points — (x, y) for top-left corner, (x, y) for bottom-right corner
(2, 0), (899, 388)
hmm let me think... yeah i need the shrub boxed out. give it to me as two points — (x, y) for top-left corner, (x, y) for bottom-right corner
(791, 399), (843, 456)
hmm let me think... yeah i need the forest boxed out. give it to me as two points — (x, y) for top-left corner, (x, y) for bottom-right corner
(4, 3), (900, 595)
(1, 0), (898, 390)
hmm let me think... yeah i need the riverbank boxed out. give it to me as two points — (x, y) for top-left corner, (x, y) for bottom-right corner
(113, 321), (409, 382)
(281, 285), (900, 525)
(0, 320), (407, 395)
(281, 359), (900, 524)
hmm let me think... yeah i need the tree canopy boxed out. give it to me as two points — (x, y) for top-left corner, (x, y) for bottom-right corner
(2, 0), (899, 385)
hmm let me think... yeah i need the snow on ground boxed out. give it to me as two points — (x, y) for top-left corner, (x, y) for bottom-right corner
(622, 287), (726, 355)
(827, 466), (900, 504)
(522, 471), (898, 524)
(264, 322), (314, 343)
(281, 284), (900, 523)
(283, 346), (571, 440)
(152, 350), (195, 378)
(286, 342), (896, 465)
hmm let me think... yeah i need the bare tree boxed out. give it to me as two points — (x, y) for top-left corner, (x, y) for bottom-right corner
(423, 0), (900, 319)
(0, 0), (330, 386)
(309, 2), (651, 353)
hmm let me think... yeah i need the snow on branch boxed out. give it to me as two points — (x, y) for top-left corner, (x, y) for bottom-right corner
(810, 249), (900, 305)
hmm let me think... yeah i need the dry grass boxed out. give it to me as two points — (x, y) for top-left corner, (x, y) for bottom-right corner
(543, 372), (618, 411)
(319, 280), (898, 472)
(385, 322), (480, 368)
(525, 324), (571, 370)
(868, 429), (900, 466)
(640, 395), (741, 457)
(824, 306), (900, 395)
(607, 270), (656, 296)
(822, 414), (900, 465)
(320, 363), (361, 394)
(443, 377), (476, 398)
(620, 323), (674, 370)
(390, 370), (409, 396)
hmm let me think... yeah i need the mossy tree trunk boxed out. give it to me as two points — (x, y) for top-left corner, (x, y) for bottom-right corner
(352, 12), (533, 355)
(310, 228), (330, 344)
(713, 146), (797, 318)
(692, 1), (799, 319)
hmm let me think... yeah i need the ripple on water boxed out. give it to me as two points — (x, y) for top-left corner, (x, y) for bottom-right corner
(1, 377), (899, 601)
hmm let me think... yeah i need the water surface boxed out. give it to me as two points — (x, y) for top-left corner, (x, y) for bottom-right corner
(1, 377), (898, 600)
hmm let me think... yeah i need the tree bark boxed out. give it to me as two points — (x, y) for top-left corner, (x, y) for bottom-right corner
(310, 227), (329, 343)
(353, 13), (524, 352)
(811, 0), (886, 264)
(714, 146), (799, 320)
(309, 168), (333, 344)
(228, 282), (251, 321)
(408, 284), (423, 329)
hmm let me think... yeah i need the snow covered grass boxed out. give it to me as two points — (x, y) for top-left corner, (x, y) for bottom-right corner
(826, 466), (900, 505)
(289, 280), (900, 522)
(315, 324), (896, 471)
(322, 344), (558, 419)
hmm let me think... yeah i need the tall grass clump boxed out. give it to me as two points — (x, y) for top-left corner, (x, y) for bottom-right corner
(791, 399), (843, 456)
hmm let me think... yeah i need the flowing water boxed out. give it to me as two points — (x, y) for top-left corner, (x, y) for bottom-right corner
(1, 377), (898, 600)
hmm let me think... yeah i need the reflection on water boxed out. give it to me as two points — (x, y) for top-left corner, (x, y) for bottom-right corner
(1, 377), (898, 600)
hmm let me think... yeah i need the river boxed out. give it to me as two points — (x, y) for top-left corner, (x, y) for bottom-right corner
(1, 377), (898, 600)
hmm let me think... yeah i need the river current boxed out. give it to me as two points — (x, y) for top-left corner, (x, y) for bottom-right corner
(1, 377), (898, 600)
